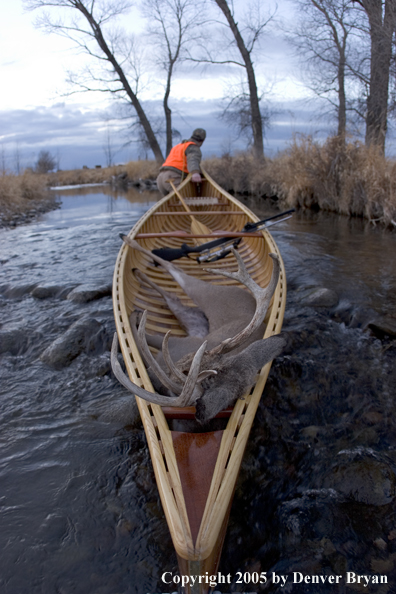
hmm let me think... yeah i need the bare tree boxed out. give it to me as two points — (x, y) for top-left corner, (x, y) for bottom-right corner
(103, 124), (114, 167)
(102, 117), (121, 166)
(14, 143), (22, 175)
(142, 0), (206, 156)
(213, 0), (271, 158)
(24, 0), (165, 162)
(289, 0), (363, 140)
(36, 150), (57, 173)
(353, 0), (396, 152)
(1, 145), (8, 175)
(189, 0), (273, 159)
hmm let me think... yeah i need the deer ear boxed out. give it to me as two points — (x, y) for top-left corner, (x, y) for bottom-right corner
(249, 333), (288, 368)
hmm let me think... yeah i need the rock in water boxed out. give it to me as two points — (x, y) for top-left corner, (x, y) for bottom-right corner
(301, 287), (339, 308)
(66, 283), (112, 303)
(40, 317), (102, 369)
(323, 450), (396, 506)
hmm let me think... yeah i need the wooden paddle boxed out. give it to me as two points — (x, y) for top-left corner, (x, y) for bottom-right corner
(168, 180), (212, 245)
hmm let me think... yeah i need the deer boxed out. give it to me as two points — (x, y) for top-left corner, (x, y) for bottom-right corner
(111, 236), (286, 423)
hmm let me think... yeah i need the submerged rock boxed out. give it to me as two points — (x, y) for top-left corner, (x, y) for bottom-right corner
(97, 395), (140, 427)
(300, 286), (339, 308)
(323, 449), (396, 506)
(31, 285), (75, 300)
(40, 317), (102, 368)
(368, 316), (396, 339)
(0, 329), (28, 355)
(66, 283), (112, 303)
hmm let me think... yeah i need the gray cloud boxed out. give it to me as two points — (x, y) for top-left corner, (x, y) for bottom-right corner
(0, 97), (364, 172)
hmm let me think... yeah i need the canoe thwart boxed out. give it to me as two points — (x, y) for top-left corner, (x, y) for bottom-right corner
(153, 211), (246, 216)
(134, 231), (263, 239)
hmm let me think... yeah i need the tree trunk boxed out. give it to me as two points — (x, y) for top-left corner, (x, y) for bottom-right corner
(337, 47), (347, 139)
(214, 0), (264, 159)
(164, 65), (173, 156)
(363, 0), (395, 153)
(76, 1), (164, 163)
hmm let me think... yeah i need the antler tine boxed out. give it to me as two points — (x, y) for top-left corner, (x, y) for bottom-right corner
(176, 340), (208, 406)
(137, 310), (183, 394)
(204, 247), (266, 294)
(204, 249), (280, 356)
(162, 330), (187, 383)
(197, 369), (218, 382)
(111, 333), (185, 406)
(162, 330), (217, 385)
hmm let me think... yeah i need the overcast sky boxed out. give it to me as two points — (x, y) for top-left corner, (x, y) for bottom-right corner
(0, 0), (355, 171)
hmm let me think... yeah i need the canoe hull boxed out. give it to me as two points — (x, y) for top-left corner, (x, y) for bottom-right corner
(112, 170), (286, 592)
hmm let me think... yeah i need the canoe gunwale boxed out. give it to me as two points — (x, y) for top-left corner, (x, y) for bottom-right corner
(112, 170), (286, 568)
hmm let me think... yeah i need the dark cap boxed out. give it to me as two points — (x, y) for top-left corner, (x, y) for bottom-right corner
(191, 128), (206, 142)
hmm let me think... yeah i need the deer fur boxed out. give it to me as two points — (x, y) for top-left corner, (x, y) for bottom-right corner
(111, 236), (286, 423)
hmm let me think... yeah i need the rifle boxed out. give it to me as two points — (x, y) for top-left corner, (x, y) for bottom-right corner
(151, 208), (295, 263)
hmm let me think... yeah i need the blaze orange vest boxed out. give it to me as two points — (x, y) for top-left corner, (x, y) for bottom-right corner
(162, 141), (196, 173)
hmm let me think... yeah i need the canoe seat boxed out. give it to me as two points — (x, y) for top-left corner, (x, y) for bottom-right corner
(184, 197), (223, 205)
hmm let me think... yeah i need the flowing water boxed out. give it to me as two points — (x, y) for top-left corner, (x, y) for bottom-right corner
(1, 186), (396, 594)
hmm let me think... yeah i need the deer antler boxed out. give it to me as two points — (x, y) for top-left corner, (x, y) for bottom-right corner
(111, 333), (205, 407)
(161, 330), (188, 383)
(137, 310), (183, 394)
(162, 329), (217, 383)
(204, 248), (280, 356)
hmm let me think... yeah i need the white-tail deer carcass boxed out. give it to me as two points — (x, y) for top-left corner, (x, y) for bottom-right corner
(111, 236), (286, 423)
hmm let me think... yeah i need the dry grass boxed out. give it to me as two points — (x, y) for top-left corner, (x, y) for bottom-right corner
(48, 164), (125, 186)
(205, 137), (396, 228)
(0, 160), (160, 226)
(266, 135), (396, 226)
(46, 161), (159, 187)
(125, 160), (159, 180)
(2, 148), (396, 228)
(204, 153), (269, 196)
(0, 172), (54, 225)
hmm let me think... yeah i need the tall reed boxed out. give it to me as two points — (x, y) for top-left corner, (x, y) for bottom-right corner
(204, 137), (396, 228)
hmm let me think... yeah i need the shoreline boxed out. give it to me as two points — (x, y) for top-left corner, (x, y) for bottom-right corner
(0, 194), (61, 229)
(1, 139), (396, 230)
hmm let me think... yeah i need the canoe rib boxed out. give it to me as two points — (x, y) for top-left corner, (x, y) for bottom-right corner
(112, 169), (286, 589)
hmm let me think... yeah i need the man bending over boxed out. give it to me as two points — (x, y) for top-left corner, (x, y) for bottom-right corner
(156, 128), (206, 196)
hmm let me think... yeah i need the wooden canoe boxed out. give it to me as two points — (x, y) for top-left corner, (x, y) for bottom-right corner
(112, 169), (286, 593)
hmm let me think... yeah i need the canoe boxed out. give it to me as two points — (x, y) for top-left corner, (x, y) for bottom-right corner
(112, 169), (286, 593)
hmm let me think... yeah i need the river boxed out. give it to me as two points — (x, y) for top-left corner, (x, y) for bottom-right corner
(1, 186), (396, 594)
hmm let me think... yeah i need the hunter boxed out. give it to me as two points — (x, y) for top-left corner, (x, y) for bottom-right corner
(156, 128), (206, 196)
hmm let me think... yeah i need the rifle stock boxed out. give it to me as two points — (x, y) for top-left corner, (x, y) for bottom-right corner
(150, 208), (295, 263)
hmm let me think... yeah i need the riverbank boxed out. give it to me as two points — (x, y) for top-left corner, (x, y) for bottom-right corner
(0, 162), (158, 227)
(1, 137), (396, 228)
(0, 172), (60, 228)
(204, 136), (396, 229)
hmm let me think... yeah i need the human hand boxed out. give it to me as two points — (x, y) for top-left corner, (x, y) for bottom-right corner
(191, 173), (202, 183)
